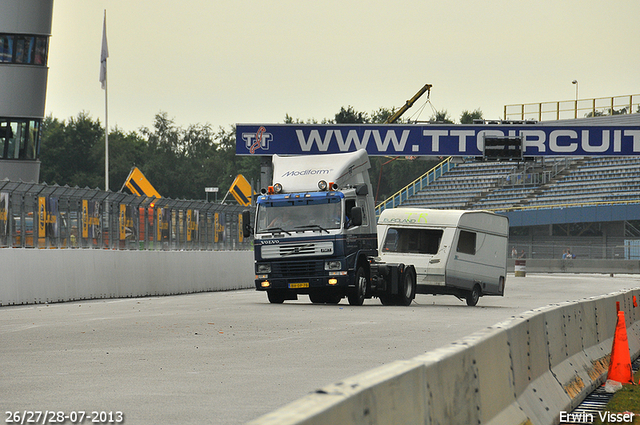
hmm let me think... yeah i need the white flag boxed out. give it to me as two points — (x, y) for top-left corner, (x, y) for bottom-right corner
(99, 11), (108, 90)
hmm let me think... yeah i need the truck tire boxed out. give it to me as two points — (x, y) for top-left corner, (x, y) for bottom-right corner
(397, 267), (416, 306)
(348, 266), (367, 306)
(267, 291), (286, 304)
(466, 284), (481, 307)
(379, 295), (395, 305)
(310, 293), (342, 304)
(325, 294), (342, 304)
(309, 293), (326, 304)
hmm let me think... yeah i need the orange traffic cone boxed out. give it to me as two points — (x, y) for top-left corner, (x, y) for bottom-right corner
(607, 310), (634, 385)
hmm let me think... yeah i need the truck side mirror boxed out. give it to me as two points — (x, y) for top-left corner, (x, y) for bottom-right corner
(350, 207), (363, 227)
(356, 184), (368, 196)
(242, 210), (252, 238)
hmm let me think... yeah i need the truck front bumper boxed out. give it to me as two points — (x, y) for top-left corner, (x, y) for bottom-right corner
(254, 273), (351, 293)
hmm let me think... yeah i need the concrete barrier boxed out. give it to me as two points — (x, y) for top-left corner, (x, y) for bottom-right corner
(249, 289), (640, 425)
(0, 248), (254, 305)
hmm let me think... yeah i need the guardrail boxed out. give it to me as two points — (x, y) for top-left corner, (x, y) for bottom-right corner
(375, 157), (454, 217)
(504, 94), (640, 121)
(489, 198), (640, 213)
(249, 288), (640, 425)
(0, 180), (254, 251)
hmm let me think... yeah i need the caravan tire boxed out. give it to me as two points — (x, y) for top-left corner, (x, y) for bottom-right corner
(466, 285), (481, 307)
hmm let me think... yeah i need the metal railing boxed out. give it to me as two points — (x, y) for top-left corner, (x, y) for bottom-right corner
(375, 156), (455, 217)
(0, 180), (254, 250)
(504, 94), (640, 121)
(509, 240), (640, 260)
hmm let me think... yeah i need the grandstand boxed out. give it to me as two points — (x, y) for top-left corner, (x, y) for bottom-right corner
(402, 156), (640, 212)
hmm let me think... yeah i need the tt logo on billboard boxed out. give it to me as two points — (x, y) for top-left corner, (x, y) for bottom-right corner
(242, 126), (273, 154)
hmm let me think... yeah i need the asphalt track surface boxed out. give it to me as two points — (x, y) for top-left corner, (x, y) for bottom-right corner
(2, 274), (640, 424)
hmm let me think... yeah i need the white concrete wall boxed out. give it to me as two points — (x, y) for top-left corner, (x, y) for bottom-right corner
(249, 288), (640, 425)
(0, 249), (254, 305)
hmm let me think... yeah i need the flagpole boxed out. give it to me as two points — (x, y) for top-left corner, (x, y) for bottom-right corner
(105, 66), (109, 192)
(101, 9), (109, 192)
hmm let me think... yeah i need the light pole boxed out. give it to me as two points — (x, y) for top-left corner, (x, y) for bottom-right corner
(572, 80), (578, 118)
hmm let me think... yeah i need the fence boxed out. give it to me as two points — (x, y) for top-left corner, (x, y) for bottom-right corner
(504, 94), (640, 121)
(508, 239), (640, 260)
(0, 180), (254, 251)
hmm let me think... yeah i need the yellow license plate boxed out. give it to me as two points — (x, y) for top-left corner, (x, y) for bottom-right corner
(289, 282), (309, 289)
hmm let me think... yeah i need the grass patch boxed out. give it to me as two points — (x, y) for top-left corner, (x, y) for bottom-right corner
(593, 369), (640, 424)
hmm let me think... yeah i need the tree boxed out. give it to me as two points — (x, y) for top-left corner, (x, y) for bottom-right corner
(460, 109), (483, 124)
(40, 98), (481, 202)
(139, 115), (261, 200)
(40, 112), (104, 189)
(585, 110), (605, 118)
(429, 110), (454, 124)
(334, 106), (368, 123)
(106, 128), (147, 191)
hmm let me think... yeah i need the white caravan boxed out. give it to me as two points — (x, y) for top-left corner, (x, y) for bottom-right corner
(377, 208), (509, 306)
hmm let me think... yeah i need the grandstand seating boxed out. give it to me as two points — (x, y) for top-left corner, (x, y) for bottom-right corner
(398, 156), (640, 211)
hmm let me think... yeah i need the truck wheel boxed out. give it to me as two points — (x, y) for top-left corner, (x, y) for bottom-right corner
(466, 285), (481, 307)
(379, 295), (395, 306)
(325, 294), (342, 304)
(397, 267), (416, 306)
(267, 291), (286, 304)
(348, 266), (367, 306)
(309, 293), (326, 304)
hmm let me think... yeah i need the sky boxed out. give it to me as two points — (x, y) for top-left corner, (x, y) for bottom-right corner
(45, 0), (640, 133)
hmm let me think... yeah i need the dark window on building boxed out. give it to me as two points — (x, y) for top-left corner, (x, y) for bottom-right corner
(0, 35), (13, 63)
(456, 230), (476, 255)
(0, 34), (48, 66)
(0, 119), (40, 160)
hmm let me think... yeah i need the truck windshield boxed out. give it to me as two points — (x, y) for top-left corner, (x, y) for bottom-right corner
(256, 200), (342, 234)
(382, 228), (443, 254)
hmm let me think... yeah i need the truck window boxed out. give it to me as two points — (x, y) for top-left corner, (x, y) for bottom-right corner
(382, 228), (442, 254)
(356, 198), (368, 226)
(457, 230), (476, 255)
(255, 198), (342, 233)
(345, 199), (355, 228)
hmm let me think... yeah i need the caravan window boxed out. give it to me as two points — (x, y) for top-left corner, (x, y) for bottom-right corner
(457, 230), (476, 255)
(382, 227), (442, 254)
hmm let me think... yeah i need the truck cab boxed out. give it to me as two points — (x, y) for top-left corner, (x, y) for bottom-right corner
(247, 150), (377, 305)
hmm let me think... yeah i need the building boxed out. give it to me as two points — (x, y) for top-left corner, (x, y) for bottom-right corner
(0, 0), (54, 182)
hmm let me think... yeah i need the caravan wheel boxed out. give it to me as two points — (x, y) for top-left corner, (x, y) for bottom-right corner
(466, 285), (481, 307)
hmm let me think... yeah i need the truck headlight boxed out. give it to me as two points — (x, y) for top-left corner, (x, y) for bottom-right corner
(257, 263), (271, 273)
(324, 260), (341, 271)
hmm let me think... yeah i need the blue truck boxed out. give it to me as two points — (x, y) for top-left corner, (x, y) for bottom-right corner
(242, 149), (417, 306)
